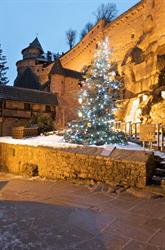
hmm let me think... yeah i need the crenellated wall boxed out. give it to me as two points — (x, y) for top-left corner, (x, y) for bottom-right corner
(60, 19), (107, 71)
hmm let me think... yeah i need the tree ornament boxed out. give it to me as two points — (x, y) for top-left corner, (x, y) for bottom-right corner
(87, 122), (91, 127)
(64, 38), (127, 145)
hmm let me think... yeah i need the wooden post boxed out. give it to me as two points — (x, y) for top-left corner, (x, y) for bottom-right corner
(150, 141), (153, 150)
(129, 122), (132, 136)
(134, 123), (137, 138)
(125, 122), (127, 134)
(143, 141), (145, 149)
(137, 122), (141, 139)
(120, 121), (122, 131)
(160, 126), (164, 151)
(157, 124), (160, 149)
(62, 109), (65, 129)
(30, 104), (33, 118)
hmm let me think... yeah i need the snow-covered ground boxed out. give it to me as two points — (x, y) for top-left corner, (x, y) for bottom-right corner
(0, 134), (141, 149)
(0, 135), (164, 158)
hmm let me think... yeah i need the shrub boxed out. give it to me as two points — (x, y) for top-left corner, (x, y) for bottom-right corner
(27, 113), (54, 134)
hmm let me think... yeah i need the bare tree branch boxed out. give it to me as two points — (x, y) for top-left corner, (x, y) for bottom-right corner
(66, 29), (77, 49)
(80, 22), (93, 40)
(94, 3), (117, 23)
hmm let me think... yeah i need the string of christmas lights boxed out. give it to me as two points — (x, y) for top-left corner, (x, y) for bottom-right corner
(64, 38), (127, 145)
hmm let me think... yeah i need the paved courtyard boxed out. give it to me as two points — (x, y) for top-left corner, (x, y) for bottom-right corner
(0, 173), (165, 250)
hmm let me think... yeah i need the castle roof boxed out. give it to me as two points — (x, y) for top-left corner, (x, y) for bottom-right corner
(22, 37), (44, 54)
(14, 67), (41, 90)
(50, 60), (82, 79)
(0, 85), (58, 105)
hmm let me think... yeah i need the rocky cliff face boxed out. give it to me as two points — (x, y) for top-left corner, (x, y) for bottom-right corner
(60, 0), (165, 124)
(150, 100), (165, 124)
(117, 89), (165, 125)
(61, 0), (165, 96)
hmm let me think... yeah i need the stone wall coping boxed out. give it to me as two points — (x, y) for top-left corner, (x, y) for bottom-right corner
(0, 142), (153, 164)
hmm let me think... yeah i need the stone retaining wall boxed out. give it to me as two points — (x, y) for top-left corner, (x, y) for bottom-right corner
(0, 143), (155, 188)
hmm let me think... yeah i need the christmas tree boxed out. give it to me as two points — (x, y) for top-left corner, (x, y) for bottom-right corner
(0, 44), (9, 85)
(64, 38), (127, 145)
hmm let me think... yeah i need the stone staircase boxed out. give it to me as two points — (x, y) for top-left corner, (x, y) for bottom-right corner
(151, 157), (165, 188)
(143, 155), (165, 197)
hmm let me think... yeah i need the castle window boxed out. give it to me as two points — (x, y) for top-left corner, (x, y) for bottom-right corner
(131, 33), (135, 39)
(46, 105), (51, 112)
(78, 81), (83, 87)
(24, 103), (31, 111)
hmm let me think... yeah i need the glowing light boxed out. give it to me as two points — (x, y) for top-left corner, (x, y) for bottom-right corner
(78, 97), (82, 104)
(78, 111), (82, 117)
(64, 37), (127, 145)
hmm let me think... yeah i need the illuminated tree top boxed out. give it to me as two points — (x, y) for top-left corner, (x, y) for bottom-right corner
(64, 38), (127, 145)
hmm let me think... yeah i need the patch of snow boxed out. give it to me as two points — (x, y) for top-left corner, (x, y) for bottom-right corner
(0, 135), (77, 148)
(153, 151), (165, 159)
(104, 141), (142, 150)
(0, 135), (164, 158)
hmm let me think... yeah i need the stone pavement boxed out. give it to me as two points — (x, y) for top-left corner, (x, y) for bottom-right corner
(0, 173), (165, 250)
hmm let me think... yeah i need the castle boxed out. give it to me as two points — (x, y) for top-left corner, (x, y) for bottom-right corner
(1, 0), (165, 136)
(60, 0), (165, 124)
(16, 0), (165, 125)
(61, 0), (165, 95)
(14, 37), (82, 129)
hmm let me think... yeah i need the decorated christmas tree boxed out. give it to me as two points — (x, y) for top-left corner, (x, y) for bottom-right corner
(64, 38), (127, 145)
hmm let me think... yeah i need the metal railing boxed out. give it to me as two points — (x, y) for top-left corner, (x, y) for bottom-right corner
(113, 121), (165, 151)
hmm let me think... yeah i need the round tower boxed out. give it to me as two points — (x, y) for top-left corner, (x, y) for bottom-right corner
(21, 37), (44, 60)
(16, 37), (44, 75)
(15, 37), (52, 86)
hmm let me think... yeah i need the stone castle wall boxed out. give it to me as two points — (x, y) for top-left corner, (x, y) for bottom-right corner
(60, 0), (165, 98)
(16, 59), (52, 85)
(13, 0), (165, 126)
(0, 143), (154, 188)
(50, 75), (81, 128)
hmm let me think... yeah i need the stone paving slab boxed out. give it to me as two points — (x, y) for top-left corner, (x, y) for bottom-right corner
(0, 173), (165, 250)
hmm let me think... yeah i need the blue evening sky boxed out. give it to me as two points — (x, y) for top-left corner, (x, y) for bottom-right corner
(0, 0), (139, 84)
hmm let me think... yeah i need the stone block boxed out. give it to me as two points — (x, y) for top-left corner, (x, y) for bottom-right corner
(21, 163), (38, 177)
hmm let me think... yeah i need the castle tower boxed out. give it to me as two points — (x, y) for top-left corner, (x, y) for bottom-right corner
(14, 37), (53, 88)
(15, 37), (44, 76)
(22, 37), (44, 60)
